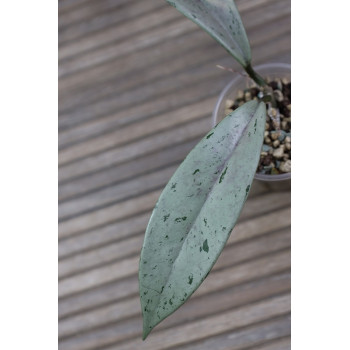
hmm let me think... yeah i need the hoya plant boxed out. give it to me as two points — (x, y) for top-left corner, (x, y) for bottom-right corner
(139, 0), (277, 339)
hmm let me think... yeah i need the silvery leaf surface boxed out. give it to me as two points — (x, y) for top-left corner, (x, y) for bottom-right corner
(166, 0), (251, 67)
(139, 100), (266, 339)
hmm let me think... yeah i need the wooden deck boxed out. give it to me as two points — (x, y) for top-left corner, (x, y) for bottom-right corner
(58, 0), (291, 349)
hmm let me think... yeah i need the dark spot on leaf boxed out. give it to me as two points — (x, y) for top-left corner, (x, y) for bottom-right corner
(169, 299), (173, 305)
(171, 183), (177, 189)
(175, 216), (187, 223)
(163, 214), (170, 222)
(193, 169), (200, 175)
(203, 239), (209, 253)
(204, 218), (207, 226)
(246, 185), (250, 196)
(206, 132), (214, 139)
(188, 274), (193, 285)
(219, 167), (228, 183)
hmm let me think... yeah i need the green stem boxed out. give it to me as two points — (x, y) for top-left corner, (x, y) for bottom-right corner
(244, 63), (267, 87)
(244, 63), (278, 109)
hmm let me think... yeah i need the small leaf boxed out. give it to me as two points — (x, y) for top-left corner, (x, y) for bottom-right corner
(139, 101), (266, 339)
(166, 0), (251, 67)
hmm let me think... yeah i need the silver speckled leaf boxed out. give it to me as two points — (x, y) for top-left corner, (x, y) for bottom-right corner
(139, 101), (266, 339)
(166, 0), (251, 67)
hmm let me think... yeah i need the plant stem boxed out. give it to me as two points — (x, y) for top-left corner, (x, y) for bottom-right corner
(244, 63), (267, 87)
(245, 63), (278, 111)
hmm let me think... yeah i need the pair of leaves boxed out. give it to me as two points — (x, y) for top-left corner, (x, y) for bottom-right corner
(139, 101), (266, 339)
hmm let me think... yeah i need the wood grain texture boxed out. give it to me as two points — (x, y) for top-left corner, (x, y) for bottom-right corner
(58, 0), (291, 348)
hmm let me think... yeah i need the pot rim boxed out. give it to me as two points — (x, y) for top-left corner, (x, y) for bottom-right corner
(212, 62), (291, 182)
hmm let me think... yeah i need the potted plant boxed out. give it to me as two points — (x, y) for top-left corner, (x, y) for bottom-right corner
(139, 0), (291, 339)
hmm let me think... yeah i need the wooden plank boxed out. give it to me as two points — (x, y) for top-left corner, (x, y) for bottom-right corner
(58, 164), (177, 220)
(59, 1), (163, 43)
(58, 189), (289, 260)
(59, 271), (290, 339)
(58, 233), (290, 299)
(58, 0), (131, 29)
(58, 0), (94, 13)
(58, 275), (290, 350)
(59, 18), (195, 78)
(58, 189), (160, 239)
(58, 75), (222, 147)
(58, 27), (201, 98)
(173, 316), (290, 350)
(58, 247), (289, 319)
(59, 5), (178, 60)
(103, 294), (291, 350)
(58, 117), (211, 183)
(58, 55), (225, 130)
(59, 39), (219, 113)
(58, 139), (198, 201)
(58, 212), (148, 259)
(250, 337), (291, 350)
(59, 223), (290, 286)
(58, 98), (216, 165)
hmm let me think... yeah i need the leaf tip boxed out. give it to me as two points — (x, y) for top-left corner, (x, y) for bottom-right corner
(142, 322), (153, 340)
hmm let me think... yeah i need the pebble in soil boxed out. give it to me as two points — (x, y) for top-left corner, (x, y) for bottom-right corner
(224, 77), (291, 175)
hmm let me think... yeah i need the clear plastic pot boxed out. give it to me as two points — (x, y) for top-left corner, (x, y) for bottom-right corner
(212, 63), (291, 190)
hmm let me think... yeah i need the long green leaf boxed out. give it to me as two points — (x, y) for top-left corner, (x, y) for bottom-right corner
(139, 101), (266, 339)
(166, 0), (251, 67)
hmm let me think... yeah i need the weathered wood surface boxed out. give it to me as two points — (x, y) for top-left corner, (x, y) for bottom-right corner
(58, 0), (291, 349)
